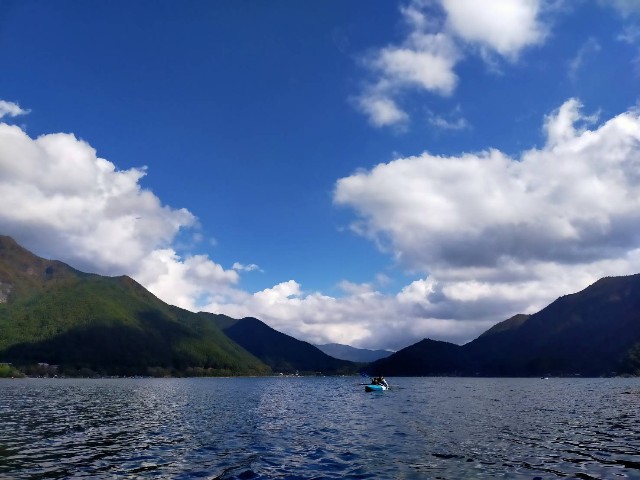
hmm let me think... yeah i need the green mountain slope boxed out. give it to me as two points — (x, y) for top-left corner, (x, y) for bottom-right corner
(0, 236), (269, 376)
(206, 314), (357, 374)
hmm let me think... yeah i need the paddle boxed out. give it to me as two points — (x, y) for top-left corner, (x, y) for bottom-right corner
(358, 372), (373, 385)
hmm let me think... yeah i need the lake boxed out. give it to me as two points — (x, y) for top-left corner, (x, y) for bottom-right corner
(1, 377), (639, 479)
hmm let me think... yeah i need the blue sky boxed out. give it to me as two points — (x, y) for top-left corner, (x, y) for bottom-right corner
(1, 0), (640, 350)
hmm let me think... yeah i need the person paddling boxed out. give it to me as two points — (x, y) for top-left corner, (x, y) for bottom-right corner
(372, 376), (389, 388)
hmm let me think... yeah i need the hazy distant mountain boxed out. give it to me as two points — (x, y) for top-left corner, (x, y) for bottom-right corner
(370, 275), (640, 377)
(208, 315), (356, 374)
(315, 343), (392, 363)
(0, 235), (268, 376)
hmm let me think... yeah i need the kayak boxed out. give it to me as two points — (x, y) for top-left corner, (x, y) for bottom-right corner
(365, 384), (388, 392)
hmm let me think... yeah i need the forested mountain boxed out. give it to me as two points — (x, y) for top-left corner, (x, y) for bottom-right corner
(370, 275), (640, 377)
(0, 236), (268, 376)
(3, 235), (640, 378)
(208, 314), (356, 374)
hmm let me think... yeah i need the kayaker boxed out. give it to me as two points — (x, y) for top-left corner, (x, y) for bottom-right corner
(372, 376), (389, 388)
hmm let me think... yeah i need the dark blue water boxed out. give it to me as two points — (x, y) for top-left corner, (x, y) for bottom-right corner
(1, 377), (639, 479)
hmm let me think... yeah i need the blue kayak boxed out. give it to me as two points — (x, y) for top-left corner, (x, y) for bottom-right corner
(365, 384), (388, 392)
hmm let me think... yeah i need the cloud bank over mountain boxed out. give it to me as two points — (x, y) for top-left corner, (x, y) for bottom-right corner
(0, 122), (239, 313)
(3, 96), (640, 350)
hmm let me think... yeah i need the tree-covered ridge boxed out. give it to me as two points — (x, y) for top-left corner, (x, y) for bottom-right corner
(0, 236), (269, 376)
(0, 235), (87, 303)
(5, 235), (639, 378)
(207, 314), (357, 374)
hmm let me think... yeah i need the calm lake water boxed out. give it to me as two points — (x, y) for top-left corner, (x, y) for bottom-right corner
(1, 377), (639, 479)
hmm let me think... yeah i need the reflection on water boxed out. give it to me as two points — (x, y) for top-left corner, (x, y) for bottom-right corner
(1, 377), (639, 479)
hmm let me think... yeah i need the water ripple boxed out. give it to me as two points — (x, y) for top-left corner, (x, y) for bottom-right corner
(1, 377), (640, 478)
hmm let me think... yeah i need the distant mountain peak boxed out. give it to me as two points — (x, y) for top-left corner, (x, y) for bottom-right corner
(477, 313), (530, 339)
(315, 343), (392, 363)
(208, 315), (356, 374)
(0, 235), (85, 304)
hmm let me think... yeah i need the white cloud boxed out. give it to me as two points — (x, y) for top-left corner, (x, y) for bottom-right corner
(332, 99), (640, 345)
(356, 0), (549, 127)
(373, 33), (460, 95)
(357, 13), (460, 127)
(0, 100), (29, 119)
(0, 124), (195, 274)
(442, 0), (546, 59)
(0, 122), (240, 313)
(232, 262), (262, 273)
(205, 276), (501, 350)
(357, 95), (409, 128)
(135, 249), (239, 311)
(428, 107), (469, 131)
(338, 98), (640, 272)
(338, 280), (375, 295)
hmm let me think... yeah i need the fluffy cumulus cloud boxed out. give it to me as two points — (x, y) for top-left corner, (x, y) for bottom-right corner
(205, 279), (493, 350)
(357, 0), (547, 127)
(442, 0), (545, 58)
(0, 120), (239, 311)
(357, 96), (409, 128)
(214, 266), (575, 350)
(331, 99), (640, 345)
(338, 98), (640, 272)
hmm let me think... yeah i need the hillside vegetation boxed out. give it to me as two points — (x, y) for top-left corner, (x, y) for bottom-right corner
(207, 314), (356, 374)
(0, 236), (269, 376)
(4, 235), (639, 378)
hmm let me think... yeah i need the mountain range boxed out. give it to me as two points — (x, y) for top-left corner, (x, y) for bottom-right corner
(370, 276), (640, 377)
(1, 235), (639, 377)
(207, 314), (354, 374)
(0, 235), (355, 376)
